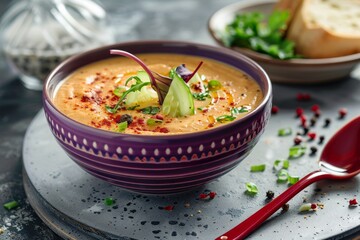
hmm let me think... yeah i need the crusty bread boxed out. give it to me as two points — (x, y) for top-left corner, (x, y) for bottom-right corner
(284, 0), (360, 58)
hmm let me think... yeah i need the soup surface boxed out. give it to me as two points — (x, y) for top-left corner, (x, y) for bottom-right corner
(54, 54), (263, 135)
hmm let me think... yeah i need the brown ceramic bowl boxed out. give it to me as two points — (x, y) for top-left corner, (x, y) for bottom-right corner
(208, 0), (360, 84)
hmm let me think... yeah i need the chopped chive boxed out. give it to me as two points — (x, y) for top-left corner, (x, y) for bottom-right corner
(3, 200), (19, 210)
(147, 118), (163, 126)
(216, 115), (236, 123)
(231, 106), (249, 115)
(278, 127), (292, 136)
(289, 145), (306, 159)
(273, 159), (289, 170)
(250, 164), (266, 172)
(117, 121), (128, 132)
(245, 182), (258, 194)
(277, 169), (289, 183)
(104, 197), (115, 206)
(288, 175), (300, 185)
(141, 106), (160, 115)
(127, 104), (140, 110)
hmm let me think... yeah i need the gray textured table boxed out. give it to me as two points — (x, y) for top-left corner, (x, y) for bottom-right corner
(1, 0), (360, 239)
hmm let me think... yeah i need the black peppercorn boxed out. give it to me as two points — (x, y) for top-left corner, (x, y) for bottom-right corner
(310, 117), (317, 127)
(318, 135), (325, 145)
(282, 203), (289, 212)
(303, 127), (309, 135)
(324, 118), (331, 127)
(120, 114), (133, 125)
(310, 146), (318, 156)
(266, 190), (275, 200)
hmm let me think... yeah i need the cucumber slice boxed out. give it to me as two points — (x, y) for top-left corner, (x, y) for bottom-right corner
(161, 72), (195, 117)
(125, 71), (157, 108)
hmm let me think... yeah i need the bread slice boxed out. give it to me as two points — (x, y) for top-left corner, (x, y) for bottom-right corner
(285, 0), (360, 58)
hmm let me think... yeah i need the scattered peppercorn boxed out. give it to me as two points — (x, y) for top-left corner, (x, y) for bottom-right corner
(163, 205), (175, 211)
(310, 146), (318, 156)
(310, 117), (317, 127)
(209, 191), (217, 199)
(294, 136), (303, 145)
(282, 203), (290, 212)
(199, 193), (208, 199)
(302, 127), (310, 135)
(120, 114), (133, 125)
(295, 107), (304, 117)
(318, 135), (325, 145)
(266, 190), (275, 200)
(271, 106), (279, 114)
(311, 104), (320, 113)
(308, 132), (316, 140)
(296, 93), (311, 101)
(310, 203), (318, 210)
(314, 110), (321, 118)
(349, 198), (358, 206)
(324, 118), (331, 127)
(300, 115), (307, 127)
(338, 108), (347, 119)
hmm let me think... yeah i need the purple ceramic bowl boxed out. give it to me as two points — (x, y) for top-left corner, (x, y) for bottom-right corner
(43, 41), (272, 194)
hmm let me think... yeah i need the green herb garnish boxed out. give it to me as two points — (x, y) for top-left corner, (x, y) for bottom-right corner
(208, 80), (222, 91)
(3, 200), (19, 210)
(250, 164), (266, 172)
(141, 106), (160, 115)
(216, 115), (236, 123)
(288, 175), (300, 185)
(147, 118), (163, 126)
(231, 106), (249, 115)
(277, 169), (289, 183)
(223, 11), (299, 59)
(273, 159), (289, 170)
(106, 76), (151, 114)
(127, 104), (140, 110)
(245, 182), (258, 194)
(289, 145), (306, 159)
(192, 91), (210, 101)
(104, 197), (115, 206)
(278, 127), (292, 136)
(117, 121), (128, 132)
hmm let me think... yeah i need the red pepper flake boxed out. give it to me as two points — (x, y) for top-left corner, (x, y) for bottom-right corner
(308, 132), (316, 140)
(209, 191), (217, 199)
(296, 93), (311, 101)
(163, 205), (175, 211)
(199, 193), (208, 199)
(300, 114), (307, 127)
(310, 203), (317, 210)
(271, 106), (279, 114)
(159, 127), (169, 133)
(155, 114), (164, 120)
(349, 198), (358, 206)
(339, 108), (347, 119)
(310, 104), (320, 113)
(295, 107), (304, 117)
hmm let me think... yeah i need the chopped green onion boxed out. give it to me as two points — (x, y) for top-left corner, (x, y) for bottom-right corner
(289, 145), (306, 159)
(118, 121), (128, 132)
(273, 159), (289, 170)
(288, 175), (300, 185)
(208, 80), (222, 91)
(127, 105), (140, 110)
(147, 118), (163, 126)
(141, 106), (160, 115)
(231, 106), (249, 115)
(250, 164), (266, 172)
(216, 115), (236, 123)
(245, 182), (258, 194)
(192, 91), (210, 101)
(277, 169), (289, 183)
(278, 127), (292, 136)
(104, 197), (115, 206)
(3, 200), (19, 210)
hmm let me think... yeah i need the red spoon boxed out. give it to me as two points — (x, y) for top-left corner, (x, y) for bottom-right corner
(216, 116), (360, 240)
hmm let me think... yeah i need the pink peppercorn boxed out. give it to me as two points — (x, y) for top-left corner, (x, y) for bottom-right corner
(311, 203), (317, 210)
(271, 106), (279, 114)
(294, 136), (303, 145)
(163, 205), (174, 211)
(339, 108), (347, 118)
(296, 107), (304, 117)
(199, 193), (208, 199)
(311, 104), (320, 113)
(209, 192), (217, 199)
(300, 115), (307, 126)
(308, 132), (316, 140)
(349, 198), (358, 206)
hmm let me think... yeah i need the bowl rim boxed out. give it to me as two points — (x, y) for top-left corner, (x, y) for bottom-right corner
(207, 0), (360, 66)
(43, 40), (271, 140)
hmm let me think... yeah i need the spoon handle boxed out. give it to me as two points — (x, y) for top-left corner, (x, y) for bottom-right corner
(215, 170), (330, 240)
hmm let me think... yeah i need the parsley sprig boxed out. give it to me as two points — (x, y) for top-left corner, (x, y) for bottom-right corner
(216, 106), (249, 123)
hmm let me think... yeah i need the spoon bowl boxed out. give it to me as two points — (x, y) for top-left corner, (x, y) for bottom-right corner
(217, 116), (360, 240)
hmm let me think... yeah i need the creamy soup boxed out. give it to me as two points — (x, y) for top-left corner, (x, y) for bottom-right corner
(54, 54), (263, 135)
